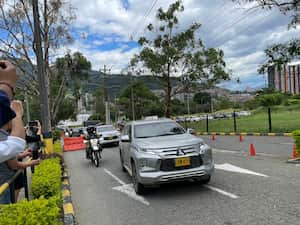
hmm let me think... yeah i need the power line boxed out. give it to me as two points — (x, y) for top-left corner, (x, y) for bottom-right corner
(130, 0), (159, 40)
(208, 7), (260, 45)
(201, 1), (228, 29)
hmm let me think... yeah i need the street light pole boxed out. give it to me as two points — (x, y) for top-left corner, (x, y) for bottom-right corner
(101, 65), (111, 124)
(130, 69), (135, 121)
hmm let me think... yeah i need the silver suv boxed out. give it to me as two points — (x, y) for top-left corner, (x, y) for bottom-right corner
(119, 118), (214, 194)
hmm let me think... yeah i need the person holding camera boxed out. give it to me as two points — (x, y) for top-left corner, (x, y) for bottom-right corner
(0, 60), (26, 163)
(0, 60), (27, 204)
(6, 148), (40, 201)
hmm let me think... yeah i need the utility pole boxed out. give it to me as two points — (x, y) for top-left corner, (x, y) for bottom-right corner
(114, 95), (118, 124)
(32, 0), (51, 132)
(101, 65), (111, 124)
(210, 93), (214, 113)
(187, 93), (190, 115)
(130, 69), (135, 121)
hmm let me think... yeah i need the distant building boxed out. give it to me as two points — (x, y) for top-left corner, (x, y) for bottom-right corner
(268, 61), (300, 94)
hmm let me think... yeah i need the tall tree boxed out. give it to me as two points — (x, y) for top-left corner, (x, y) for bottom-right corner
(52, 52), (91, 124)
(131, 1), (229, 117)
(119, 81), (163, 119)
(0, 0), (75, 130)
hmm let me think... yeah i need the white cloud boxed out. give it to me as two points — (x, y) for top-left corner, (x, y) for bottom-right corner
(63, 0), (300, 90)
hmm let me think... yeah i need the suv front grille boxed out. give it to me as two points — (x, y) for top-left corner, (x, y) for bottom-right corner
(159, 145), (198, 156)
(160, 155), (203, 171)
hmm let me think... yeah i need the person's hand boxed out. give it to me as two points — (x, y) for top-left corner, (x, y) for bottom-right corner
(0, 60), (18, 99)
(11, 100), (23, 118)
(29, 159), (40, 167)
(22, 148), (32, 158)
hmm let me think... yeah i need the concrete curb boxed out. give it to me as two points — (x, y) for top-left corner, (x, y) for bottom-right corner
(62, 168), (75, 225)
(196, 132), (292, 137)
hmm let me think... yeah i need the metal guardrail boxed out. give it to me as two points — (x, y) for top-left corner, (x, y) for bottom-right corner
(0, 159), (31, 204)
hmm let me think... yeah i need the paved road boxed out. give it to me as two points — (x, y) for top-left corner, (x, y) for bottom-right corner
(64, 141), (300, 225)
(201, 135), (294, 158)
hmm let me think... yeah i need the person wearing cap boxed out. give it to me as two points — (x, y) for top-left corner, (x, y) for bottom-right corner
(0, 60), (26, 204)
(0, 60), (26, 163)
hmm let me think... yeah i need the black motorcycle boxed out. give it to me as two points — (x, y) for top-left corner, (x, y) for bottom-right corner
(85, 127), (102, 167)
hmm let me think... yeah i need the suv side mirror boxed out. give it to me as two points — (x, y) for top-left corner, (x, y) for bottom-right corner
(121, 135), (130, 142)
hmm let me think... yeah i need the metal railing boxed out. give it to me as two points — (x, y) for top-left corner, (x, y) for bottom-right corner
(0, 159), (31, 204)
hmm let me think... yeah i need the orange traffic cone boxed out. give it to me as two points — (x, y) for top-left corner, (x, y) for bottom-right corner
(292, 144), (298, 159)
(239, 134), (243, 142)
(211, 134), (215, 141)
(249, 143), (256, 156)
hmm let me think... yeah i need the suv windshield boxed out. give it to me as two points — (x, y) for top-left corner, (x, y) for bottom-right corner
(134, 121), (185, 138)
(97, 126), (115, 132)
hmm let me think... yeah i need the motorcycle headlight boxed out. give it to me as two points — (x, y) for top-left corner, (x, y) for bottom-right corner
(92, 146), (99, 151)
(90, 139), (98, 145)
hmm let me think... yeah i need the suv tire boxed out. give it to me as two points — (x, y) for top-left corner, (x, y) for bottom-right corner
(119, 150), (126, 172)
(131, 162), (146, 195)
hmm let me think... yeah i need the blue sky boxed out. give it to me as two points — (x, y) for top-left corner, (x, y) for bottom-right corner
(62, 0), (300, 91)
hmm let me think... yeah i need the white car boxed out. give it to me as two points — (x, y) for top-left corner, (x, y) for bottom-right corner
(97, 125), (120, 146)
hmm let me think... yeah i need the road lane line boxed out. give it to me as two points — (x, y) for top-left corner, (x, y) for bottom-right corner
(203, 185), (239, 199)
(113, 184), (150, 206)
(215, 163), (269, 178)
(104, 168), (126, 185)
(213, 148), (277, 157)
(104, 169), (150, 206)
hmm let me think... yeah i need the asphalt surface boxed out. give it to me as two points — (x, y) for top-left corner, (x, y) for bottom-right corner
(201, 135), (294, 158)
(64, 137), (300, 225)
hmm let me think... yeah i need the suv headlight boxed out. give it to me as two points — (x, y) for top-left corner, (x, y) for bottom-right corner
(136, 147), (157, 155)
(199, 144), (212, 164)
(138, 158), (159, 172)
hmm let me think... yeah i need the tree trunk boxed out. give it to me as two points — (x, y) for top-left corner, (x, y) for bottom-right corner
(32, 0), (51, 133)
(165, 63), (171, 118)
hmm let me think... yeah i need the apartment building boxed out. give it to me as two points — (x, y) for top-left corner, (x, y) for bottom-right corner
(268, 61), (300, 94)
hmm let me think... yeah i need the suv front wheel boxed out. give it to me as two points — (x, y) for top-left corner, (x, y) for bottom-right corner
(119, 150), (126, 172)
(131, 161), (146, 195)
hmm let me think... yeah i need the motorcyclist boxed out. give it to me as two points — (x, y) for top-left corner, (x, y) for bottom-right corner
(85, 126), (98, 159)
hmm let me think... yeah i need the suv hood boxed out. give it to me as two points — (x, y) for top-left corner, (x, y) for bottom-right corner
(99, 131), (119, 136)
(134, 133), (203, 149)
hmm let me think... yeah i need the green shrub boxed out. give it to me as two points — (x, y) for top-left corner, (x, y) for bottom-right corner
(292, 129), (300, 155)
(0, 196), (61, 225)
(52, 130), (61, 142)
(257, 93), (285, 107)
(292, 94), (300, 99)
(31, 158), (62, 199)
(53, 142), (63, 154)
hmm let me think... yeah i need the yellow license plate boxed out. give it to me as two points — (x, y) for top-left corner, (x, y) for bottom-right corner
(175, 157), (190, 167)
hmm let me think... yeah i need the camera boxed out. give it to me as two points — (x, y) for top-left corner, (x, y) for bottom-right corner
(25, 121), (41, 160)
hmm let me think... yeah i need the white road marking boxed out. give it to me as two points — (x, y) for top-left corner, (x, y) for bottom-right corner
(213, 148), (240, 154)
(203, 184), (239, 199)
(279, 142), (293, 145)
(104, 168), (126, 185)
(213, 148), (277, 157)
(103, 169), (150, 206)
(113, 184), (150, 206)
(215, 163), (269, 177)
